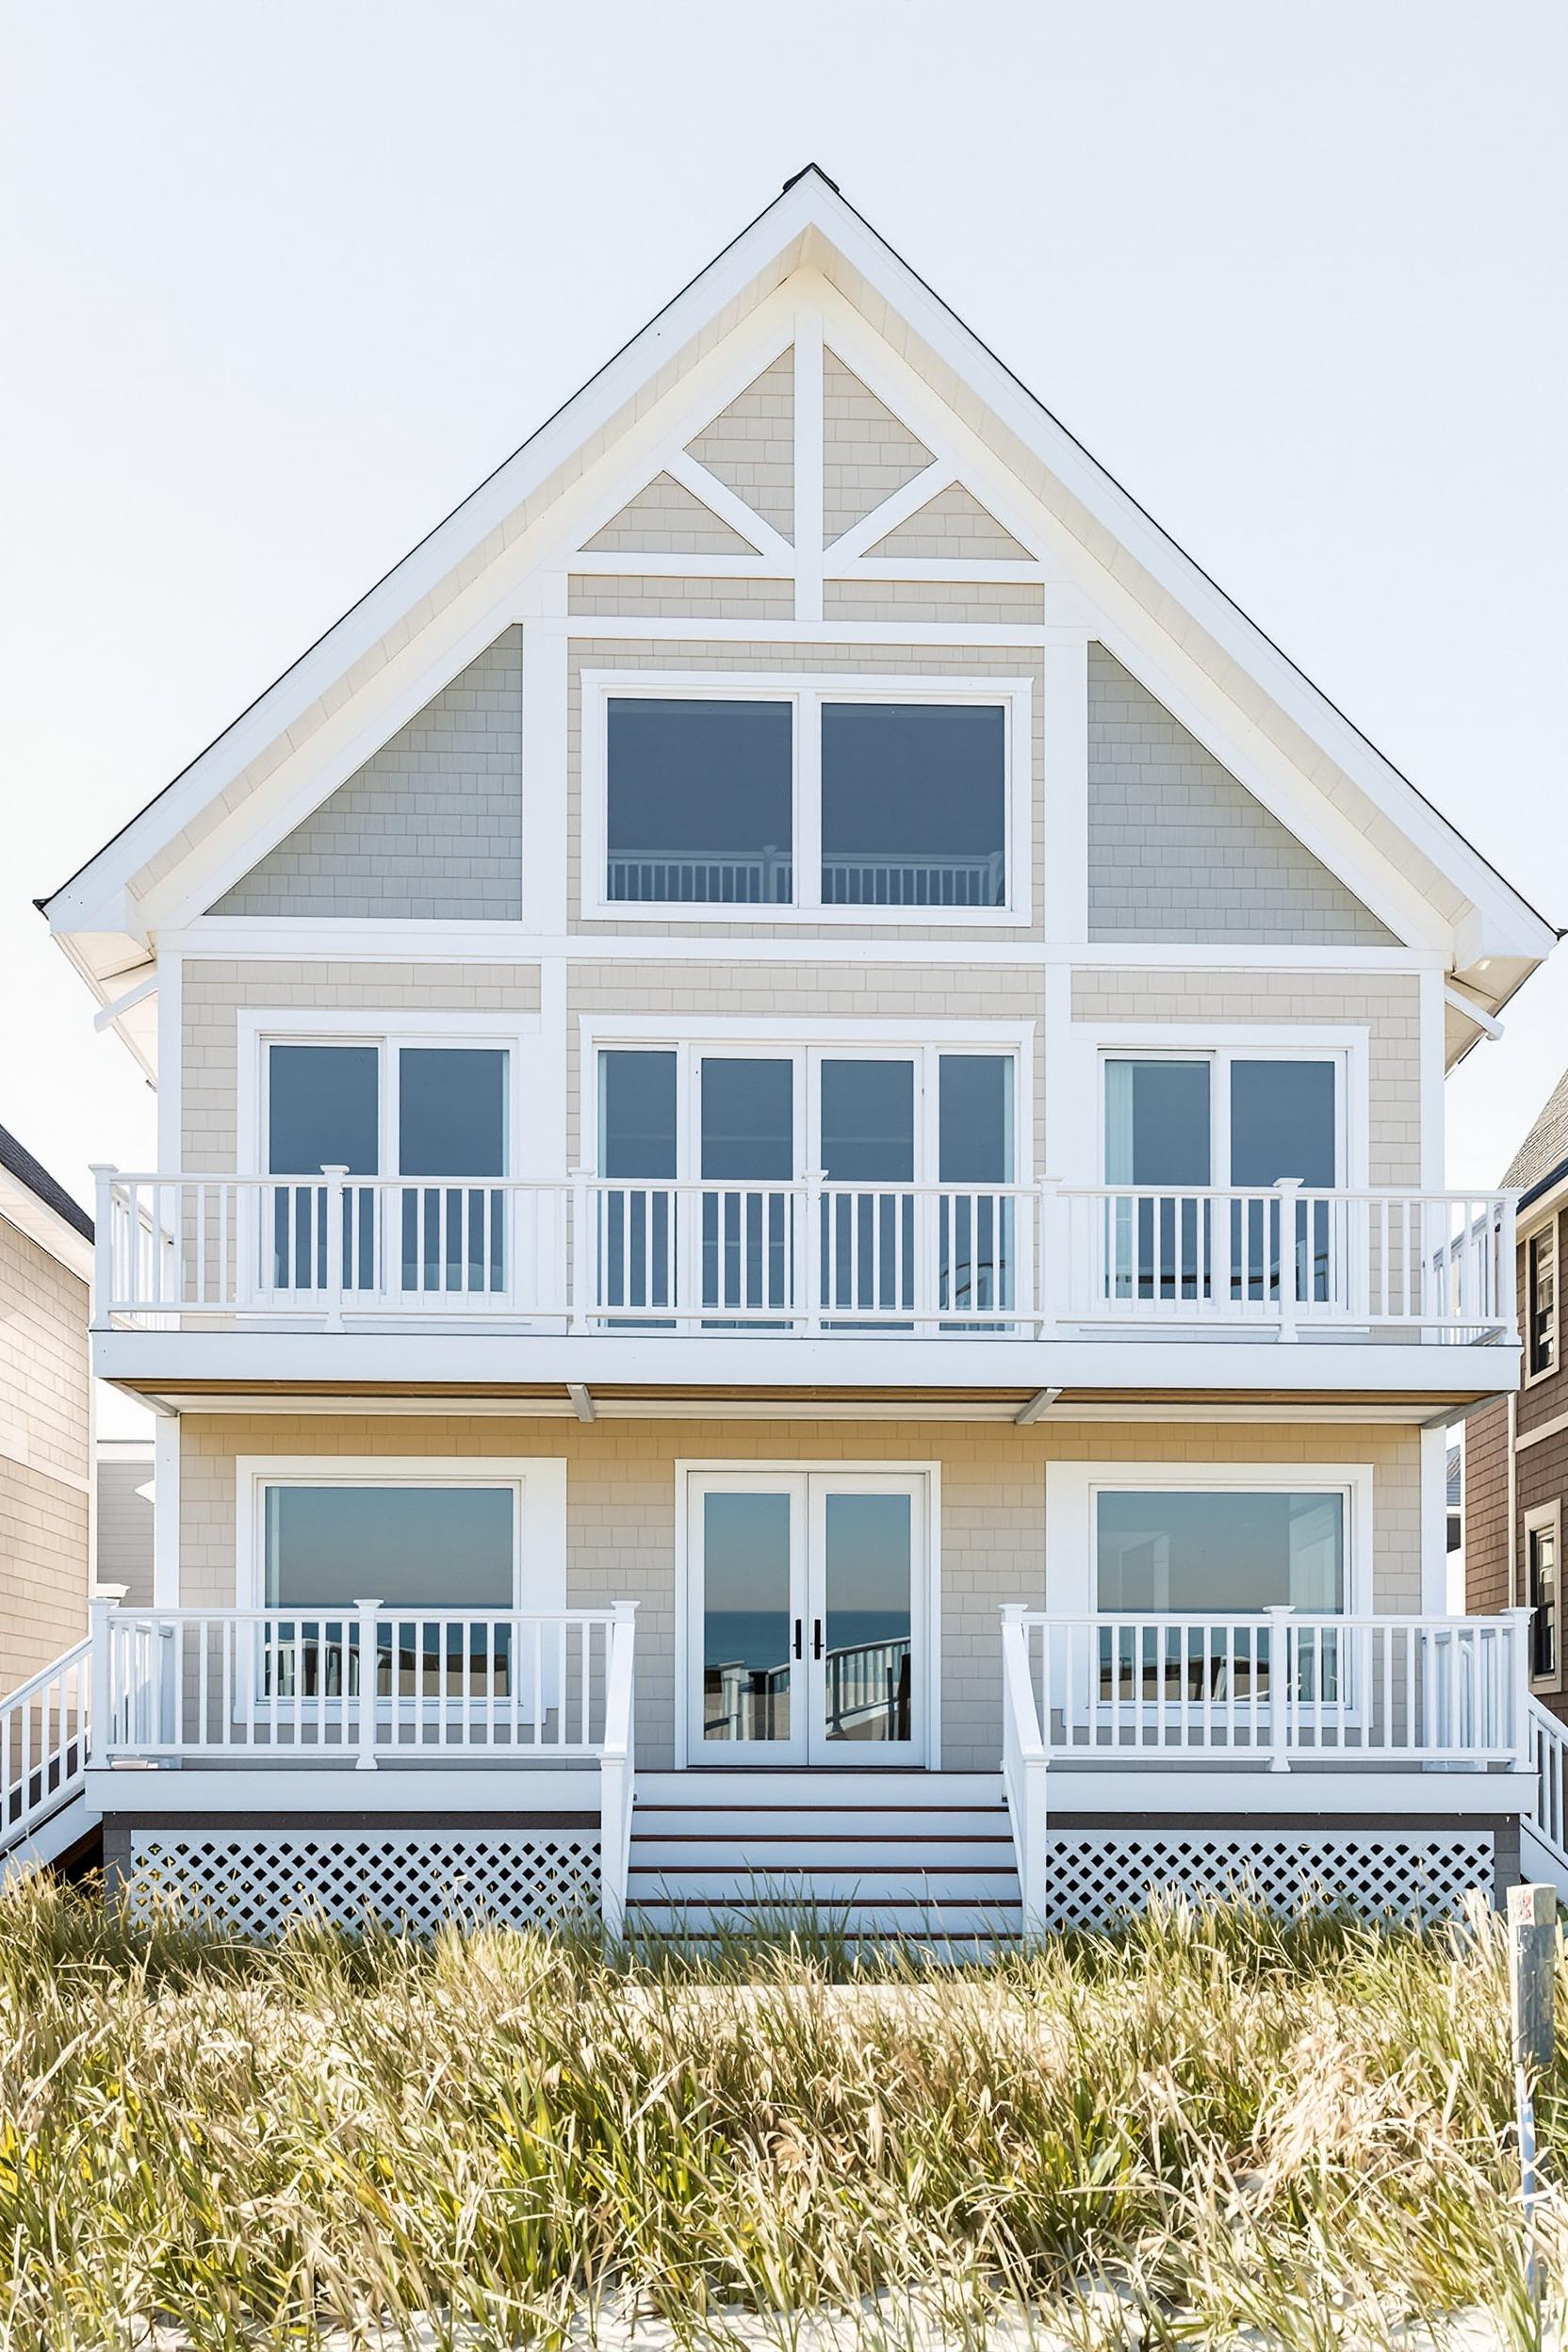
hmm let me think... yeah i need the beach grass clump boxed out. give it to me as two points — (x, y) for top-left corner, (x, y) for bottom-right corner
(0, 1872), (1560, 2349)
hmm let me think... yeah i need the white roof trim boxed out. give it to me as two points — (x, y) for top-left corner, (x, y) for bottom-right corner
(41, 167), (1556, 969)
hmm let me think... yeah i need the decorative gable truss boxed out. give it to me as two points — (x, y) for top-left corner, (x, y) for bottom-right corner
(41, 168), (1554, 1072)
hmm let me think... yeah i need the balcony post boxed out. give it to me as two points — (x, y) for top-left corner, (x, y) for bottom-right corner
(1510, 1605), (1536, 1771)
(1037, 1177), (1062, 1334)
(354, 1599), (381, 1771)
(1267, 1605), (1291, 1771)
(88, 1165), (117, 1326)
(802, 1168), (825, 1335)
(319, 1165), (348, 1331)
(567, 1168), (594, 1332)
(88, 1593), (117, 1770)
(1275, 1178), (1301, 1342)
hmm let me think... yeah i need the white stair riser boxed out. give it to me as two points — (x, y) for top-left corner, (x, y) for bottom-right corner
(631, 1869), (1021, 1903)
(627, 1902), (1022, 1937)
(634, 1772), (1004, 1806)
(634, 1809), (1009, 1841)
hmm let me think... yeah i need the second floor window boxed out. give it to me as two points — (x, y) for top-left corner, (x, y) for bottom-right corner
(599, 685), (1017, 913)
(1528, 1221), (1557, 1378)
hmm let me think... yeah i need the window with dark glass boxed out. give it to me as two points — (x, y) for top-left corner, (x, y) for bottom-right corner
(1529, 1223), (1557, 1377)
(820, 702), (1005, 906)
(1530, 1515), (1560, 1684)
(606, 697), (792, 904)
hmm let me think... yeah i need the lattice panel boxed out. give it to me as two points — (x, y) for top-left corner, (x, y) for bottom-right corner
(126, 1829), (601, 1938)
(1046, 1830), (1494, 1930)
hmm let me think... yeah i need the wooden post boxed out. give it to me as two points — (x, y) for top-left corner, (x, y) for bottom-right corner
(1267, 1605), (1292, 1772)
(354, 1600), (381, 1771)
(1509, 1881), (1556, 2317)
(1275, 1178), (1301, 1342)
(320, 1165), (348, 1331)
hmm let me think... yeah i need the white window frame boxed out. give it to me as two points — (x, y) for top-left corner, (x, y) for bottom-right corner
(672, 1458), (942, 1770)
(1093, 1040), (1359, 1191)
(1525, 1211), (1559, 1388)
(1043, 1460), (1374, 1621)
(579, 669), (1034, 926)
(235, 1456), (567, 1616)
(583, 1018), (1033, 1187)
(1526, 1498), (1562, 1696)
(237, 1010), (537, 1180)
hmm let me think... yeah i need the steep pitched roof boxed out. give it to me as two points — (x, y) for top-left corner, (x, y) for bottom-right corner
(1507, 1068), (1568, 1200)
(40, 165), (1557, 1030)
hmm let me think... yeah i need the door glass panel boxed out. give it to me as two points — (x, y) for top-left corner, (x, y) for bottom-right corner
(598, 1050), (677, 1313)
(264, 1483), (514, 1702)
(1095, 1488), (1345, 1706)
(939, 1054), (1014, 1314)
(607, 698), (793, 904)
(822, 1493), (913, 1743)
(266, 1044), (379, 1291)
(1229, 1058), (1336, 1306)
(700, 1059), (794, 1315)
(820, 1059), (914, 1316)
(820, 703), (1005, 906)
(1103, 1059), (1210, 1301)
(398, 1048), (508, 1295)
(702, 1491), (793, 1743)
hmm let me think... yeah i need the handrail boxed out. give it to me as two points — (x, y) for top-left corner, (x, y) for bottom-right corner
(1526, 1692), (1568, 1868)
(1000, 1606), (1050, 1936)
(1, 1636), (91, 1855)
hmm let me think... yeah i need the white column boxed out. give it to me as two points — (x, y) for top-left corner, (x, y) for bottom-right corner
(1041, 635), (1089, 945)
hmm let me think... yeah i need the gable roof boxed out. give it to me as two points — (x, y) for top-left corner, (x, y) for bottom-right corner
(0, 1119), (94, 1281)
(1507, 1067), (1568, 1203)
(40, 165), (1557, 1032)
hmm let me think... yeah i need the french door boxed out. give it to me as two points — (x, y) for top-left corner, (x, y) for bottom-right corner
(686, 1470), (929, 1765)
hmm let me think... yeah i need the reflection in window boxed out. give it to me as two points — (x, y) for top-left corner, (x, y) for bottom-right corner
(702, 1491), (792, 1741)
(262, 1482), (515, 1702)
(1530, 1224), (1557, 1378)
(398, 1048), (507, 1294)
(607, 698), (792, 904)
(266, 1043), (379, 1292)
(820, 703), (1005, 906)
(597, 1051), (677, 1314)
(1531, 1517), (1560, 1684)
(1095, 1487), (1346, 1705)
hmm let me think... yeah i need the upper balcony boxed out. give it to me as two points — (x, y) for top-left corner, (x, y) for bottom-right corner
(91, 1168), (1518, 1396)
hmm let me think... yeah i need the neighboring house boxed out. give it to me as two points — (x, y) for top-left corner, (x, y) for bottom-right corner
(1464, 1073), (1568, 1788)
(95, 1436), (155, 1607)
(0, 1123), (93, 1695)
(12, 169), (1561, 1934)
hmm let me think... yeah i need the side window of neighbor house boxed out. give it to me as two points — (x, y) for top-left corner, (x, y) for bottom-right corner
(1528, 1221), (1557, 1378)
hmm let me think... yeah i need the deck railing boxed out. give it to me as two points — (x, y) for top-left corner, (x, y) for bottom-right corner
(1003, 1607), (1534, 1770)
(93, 1169), (1517, 1345)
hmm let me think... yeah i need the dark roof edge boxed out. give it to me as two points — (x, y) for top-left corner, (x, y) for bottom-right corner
(1519, 1153), (1568, 1217)
(0, 1123), (94, 1243)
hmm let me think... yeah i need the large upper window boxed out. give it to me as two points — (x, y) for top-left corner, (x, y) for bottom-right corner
(593, 680), (1023, 916)
(606, 698), (793, 906)
(820, 703), (1005, 906)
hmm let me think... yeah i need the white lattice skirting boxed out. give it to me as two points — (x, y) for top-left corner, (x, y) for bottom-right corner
(1046, 1829), (1495, 1929)
(125, 1830), (603, 1937)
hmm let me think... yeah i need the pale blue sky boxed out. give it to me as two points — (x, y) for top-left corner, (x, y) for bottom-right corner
(3, 2), (1564, 1401)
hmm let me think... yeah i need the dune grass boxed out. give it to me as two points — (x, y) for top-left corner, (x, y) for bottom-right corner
(0, 1873), (1560, 2349)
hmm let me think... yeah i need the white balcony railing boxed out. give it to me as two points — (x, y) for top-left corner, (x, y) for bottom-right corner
(1, 1639), (90, 1854)
(93, 1169), (1518, 1345)
(1002, 1607), (1534, 1770)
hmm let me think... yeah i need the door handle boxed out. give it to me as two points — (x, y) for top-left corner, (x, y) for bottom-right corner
(813, 1619), (824, 1660)
(793, 1617), (803, 1660)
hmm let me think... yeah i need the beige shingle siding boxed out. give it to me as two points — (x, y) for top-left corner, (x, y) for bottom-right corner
(0, 1220), (90, 1688)
(1071, 969), (1422, 1185)
(181, 959), (543, 1169)
(865, 483), (1032, 563)
(583, 474), (760, 557)
(822, 352), (933, 542)
(97, 1457), (155, 1608)
(177, 1415), (1423, 1772)
(684, 350), (794, 542)
(567, 577), (793, 621)
(823, 580), (1044, 626)
(209, 629), (525, 921)
(568, 635), (1044, 942)
(1086, 645), (1396, 946)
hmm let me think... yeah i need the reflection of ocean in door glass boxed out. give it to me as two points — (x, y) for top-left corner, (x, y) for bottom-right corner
(824, 1493), (912, 1743)
(702, 1491), (792, 1742)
